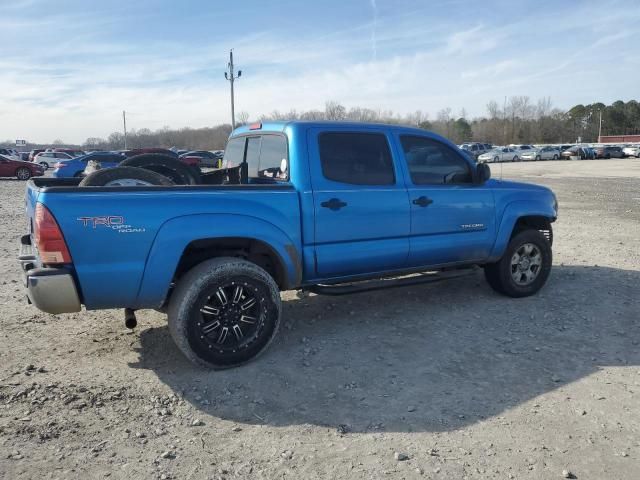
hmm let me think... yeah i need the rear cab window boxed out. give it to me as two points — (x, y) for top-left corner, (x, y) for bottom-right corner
(222, 134), (289, 182)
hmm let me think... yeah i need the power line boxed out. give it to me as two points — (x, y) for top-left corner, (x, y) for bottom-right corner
(224, 50), (242, 130)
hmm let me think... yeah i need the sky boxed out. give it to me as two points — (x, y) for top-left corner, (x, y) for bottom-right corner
(1, 0), (639, 144)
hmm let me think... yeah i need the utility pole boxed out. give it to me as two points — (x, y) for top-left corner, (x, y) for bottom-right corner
(123, 110), (128, 149)
(224, 50), (242, 130)
(598, 109), (603, 142)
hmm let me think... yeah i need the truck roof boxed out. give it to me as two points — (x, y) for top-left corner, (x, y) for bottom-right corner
(231, 120), (435, 137)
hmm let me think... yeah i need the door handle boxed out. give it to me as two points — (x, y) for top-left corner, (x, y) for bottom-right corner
(321, 198), (347, 211)
(412, 196), (433, 207)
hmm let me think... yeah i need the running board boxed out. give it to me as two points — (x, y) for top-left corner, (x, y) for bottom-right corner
(306, 267), (478, 296)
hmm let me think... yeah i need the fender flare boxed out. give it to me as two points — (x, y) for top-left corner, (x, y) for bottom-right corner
(488, 200), (556, 262)
(134, 213), (301, 309)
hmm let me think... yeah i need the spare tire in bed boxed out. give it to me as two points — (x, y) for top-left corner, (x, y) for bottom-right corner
(79, 166), (175, 187)
(120, 153), (201, 185)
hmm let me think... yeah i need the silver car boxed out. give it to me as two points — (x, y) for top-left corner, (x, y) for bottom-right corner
(519, 146), (561, 161)
(477, 147), (520, 163)
(622, 145), (640, 157)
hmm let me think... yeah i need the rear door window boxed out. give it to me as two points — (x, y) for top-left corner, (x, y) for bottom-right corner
(318, 132), (395, 185)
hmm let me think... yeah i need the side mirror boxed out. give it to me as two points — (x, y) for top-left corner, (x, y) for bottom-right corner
(476, 162), (491, 183)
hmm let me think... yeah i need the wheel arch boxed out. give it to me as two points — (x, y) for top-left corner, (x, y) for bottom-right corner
(489, 200), (556, 262)
(134, 213), (302, 309)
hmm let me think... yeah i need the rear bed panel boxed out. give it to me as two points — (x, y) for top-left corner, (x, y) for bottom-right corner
(32, 185), (301, 310)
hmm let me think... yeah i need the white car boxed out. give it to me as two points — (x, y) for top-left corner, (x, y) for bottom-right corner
(622, 145), (640, 157)
(0, 148), (20, 161)
(519, 146), (561, 161)
(478, 147), (520, 163)
(34, 151), (74, 169)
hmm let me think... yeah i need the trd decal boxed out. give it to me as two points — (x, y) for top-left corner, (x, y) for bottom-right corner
(77, 216), (145, 233)
(460, 223), (485, 229)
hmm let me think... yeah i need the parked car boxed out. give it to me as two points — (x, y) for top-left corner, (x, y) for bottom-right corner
(29, 149), (45, 162)
(477, 147), (520, 163)
(512, 144), (536, 152)
(0, 148), (20, 161)
(52, 152), (125, 178)
(519, 146), (560, 161)
(19, 152), (30, 161)
(0, 154), (45, 180)
(179, 150), (224, 168)
(582, 147), (596, 160)
(622, 145), (640, 157)
(34, 151), (74, 169)
(120, 148), (179, 158)
(44, 148), (85, 157)
(601, 145), (624, 159)
(560, 146), (589, 160)
(460, 142), (492, 159)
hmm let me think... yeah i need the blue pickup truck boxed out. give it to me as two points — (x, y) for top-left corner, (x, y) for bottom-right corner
(19, 121), (557, 368)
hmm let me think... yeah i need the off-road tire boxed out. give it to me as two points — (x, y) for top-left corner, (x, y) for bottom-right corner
(121, 154), (201, 185)
(484, 229), (552, 297)
(79, 166), (174, 186)
(168, 258), (282, 369)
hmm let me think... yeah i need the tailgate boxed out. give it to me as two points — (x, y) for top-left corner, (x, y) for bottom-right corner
(24, 179), (42, 237)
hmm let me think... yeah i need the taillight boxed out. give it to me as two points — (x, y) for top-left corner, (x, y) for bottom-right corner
(34, 203), (72, 264)
(54, 162), (64, 169)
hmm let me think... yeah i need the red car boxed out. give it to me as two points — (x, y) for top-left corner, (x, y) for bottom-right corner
(0, 155), (45, 180)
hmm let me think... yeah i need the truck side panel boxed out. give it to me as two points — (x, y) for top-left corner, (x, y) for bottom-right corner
(135, 213), (301, 309)
(38, 187), (301, 310)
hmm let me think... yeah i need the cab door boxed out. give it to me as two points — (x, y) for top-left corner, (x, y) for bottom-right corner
(308, 128), (410, 279)
(393, 133), (496, 267)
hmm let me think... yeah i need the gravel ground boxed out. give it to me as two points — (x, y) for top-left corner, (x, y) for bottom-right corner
(1, 159), (639, 480)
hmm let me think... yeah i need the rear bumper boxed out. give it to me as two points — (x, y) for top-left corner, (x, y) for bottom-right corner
(19, 235), (81, 314)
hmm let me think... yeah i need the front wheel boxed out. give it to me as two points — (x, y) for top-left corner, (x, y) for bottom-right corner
(553, 154), (558, 160)
(39, 161), (49, 169)
(513, 156), (519, 162)
(494, 156), (500, 163)
(168, 258), (282, 369)
(484, 229), (552, 297)
(535, 155), (541, 161)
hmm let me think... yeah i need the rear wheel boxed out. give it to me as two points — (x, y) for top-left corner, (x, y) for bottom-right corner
(494, 156), (499, 163)
(535, 155), (541, 161)
(16, 167), (31, 180)
(484, 229), (552, 297)
(513, 156), (519, 162)
(39, 161), (49, 169)
(552, 154), (558, 160)
(168, 258), (281, 369)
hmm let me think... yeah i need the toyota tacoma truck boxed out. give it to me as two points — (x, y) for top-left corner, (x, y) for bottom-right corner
(19, 121), (557, 369)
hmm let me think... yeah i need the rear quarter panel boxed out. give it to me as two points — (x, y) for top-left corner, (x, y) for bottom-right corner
(37, 187), (301, 310)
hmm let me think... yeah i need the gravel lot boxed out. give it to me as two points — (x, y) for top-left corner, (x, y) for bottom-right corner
(1, 159), (639, 480)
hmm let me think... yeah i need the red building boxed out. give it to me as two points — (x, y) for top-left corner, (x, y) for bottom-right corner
(599, 134), (640, 143)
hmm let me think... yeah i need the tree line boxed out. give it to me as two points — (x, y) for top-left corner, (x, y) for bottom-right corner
(3, 99), (639, 151)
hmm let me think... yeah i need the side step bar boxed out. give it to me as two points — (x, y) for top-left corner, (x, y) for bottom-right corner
(306, 267), (478, 296)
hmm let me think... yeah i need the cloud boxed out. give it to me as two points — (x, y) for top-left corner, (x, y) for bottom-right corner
(1, 0), (639, 144)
